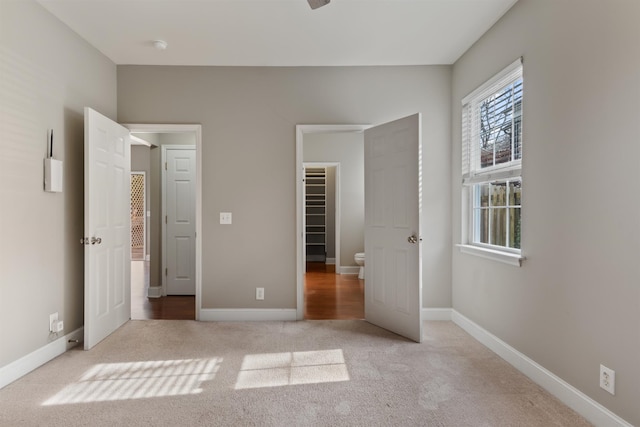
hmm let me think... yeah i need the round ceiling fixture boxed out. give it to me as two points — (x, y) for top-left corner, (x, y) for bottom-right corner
(153, 40), (168, 51)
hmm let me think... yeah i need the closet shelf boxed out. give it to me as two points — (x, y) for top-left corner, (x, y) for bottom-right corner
(305, 167), (327, 262)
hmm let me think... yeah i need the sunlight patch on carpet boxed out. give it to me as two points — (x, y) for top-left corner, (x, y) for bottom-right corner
(42, 358), (221, 405)
(235, 349), (349, 389)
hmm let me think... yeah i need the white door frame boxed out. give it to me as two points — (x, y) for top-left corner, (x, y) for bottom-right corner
(130, 171), (146, 260)
(303, 162), (341, 270)
(124, 124), (202, 321)
(162, 144), (196, 296)
(296, 124), (369, 320)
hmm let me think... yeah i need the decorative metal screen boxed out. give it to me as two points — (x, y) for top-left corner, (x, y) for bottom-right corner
(130, 173), (145, 260)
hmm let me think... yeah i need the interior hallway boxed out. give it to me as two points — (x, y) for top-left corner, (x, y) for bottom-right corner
(131, 260), (195, 320)
(304, 262), (364, 320)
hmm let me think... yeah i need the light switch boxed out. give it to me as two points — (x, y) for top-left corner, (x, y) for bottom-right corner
(220, 212), (232, 225)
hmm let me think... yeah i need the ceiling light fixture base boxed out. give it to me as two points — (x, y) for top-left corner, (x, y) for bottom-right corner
(307, 0), (330, 10)
(153, 40), (168, 51)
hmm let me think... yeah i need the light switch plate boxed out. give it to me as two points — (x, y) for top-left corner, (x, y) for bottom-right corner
(220, 212), (232, 225)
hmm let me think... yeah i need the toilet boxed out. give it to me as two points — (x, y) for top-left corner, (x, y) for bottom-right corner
(354, 252), (365, 280)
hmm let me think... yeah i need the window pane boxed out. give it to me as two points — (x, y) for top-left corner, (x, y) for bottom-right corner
(491, 208), (506, 246)
(513, 79), (523, 160)
(478, 184), (490, 208)
(491, 182), (506, 207)
(509, 208), (521, 249)
(475, 208), (489, 244)
(478, 78), (523, 169)
(509, 180), (522, 206)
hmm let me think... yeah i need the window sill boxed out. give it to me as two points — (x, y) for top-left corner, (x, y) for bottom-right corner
(457, 244), (524, 267)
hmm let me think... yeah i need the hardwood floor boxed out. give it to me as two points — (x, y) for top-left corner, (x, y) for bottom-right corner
(304, 262), (364, 320)
(130, 260), (361, 321)
(130, 260), (195, 320)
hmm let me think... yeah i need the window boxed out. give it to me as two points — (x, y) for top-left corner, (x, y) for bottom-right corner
(461, 58), (523, 264)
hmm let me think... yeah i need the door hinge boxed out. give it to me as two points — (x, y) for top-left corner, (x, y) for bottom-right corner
(165, 268), (168, 276)
(165, 162), (167, 170)
(165, 215), (167, 224)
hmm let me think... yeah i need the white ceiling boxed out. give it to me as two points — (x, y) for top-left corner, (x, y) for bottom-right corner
(37, 0), (518, 67)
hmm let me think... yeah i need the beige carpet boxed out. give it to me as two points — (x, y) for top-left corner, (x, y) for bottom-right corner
(0, 320), (590, 426)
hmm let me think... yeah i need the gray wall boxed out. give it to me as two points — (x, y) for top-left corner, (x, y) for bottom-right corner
(304, 132), (365, 268)
(0, 1), (117, 367)
(118, 65), (453, 310)
(451, 0), (640, 424)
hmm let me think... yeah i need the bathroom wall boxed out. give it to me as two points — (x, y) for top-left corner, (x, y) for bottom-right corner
(304, 132), (364, 269)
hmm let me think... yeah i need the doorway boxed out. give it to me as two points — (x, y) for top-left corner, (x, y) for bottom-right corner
(126, 124), (202, 321)
(296, 116), (423, 342)
(297, 125), (368, 320)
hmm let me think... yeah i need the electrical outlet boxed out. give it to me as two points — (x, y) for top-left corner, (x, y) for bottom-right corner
(220, 212), (232, 225)
(55, 320), (64, 333)
(49, 312), (58, 332)
(600, 364), (615, 395)
(256, 287), (264, 300)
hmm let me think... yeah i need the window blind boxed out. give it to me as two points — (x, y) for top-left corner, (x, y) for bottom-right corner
(462, 58), (523, 185)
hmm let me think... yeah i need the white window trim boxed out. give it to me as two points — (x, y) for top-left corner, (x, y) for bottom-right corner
(460, 58), (524, 266)
(456, 244), (524, 267)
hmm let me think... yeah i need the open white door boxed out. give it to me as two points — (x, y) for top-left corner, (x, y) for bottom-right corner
(84, 107), (131, 350)
(364, 113), (422, 343)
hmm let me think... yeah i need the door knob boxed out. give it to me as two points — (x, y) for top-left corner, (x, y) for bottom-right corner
(91, 237), (102, 245)
(408, 235), (418, 244)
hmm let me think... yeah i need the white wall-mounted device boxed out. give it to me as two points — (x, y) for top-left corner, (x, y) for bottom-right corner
(44, 129), (63, 192)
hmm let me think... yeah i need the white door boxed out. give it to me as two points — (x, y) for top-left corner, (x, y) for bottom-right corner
(364, 113), (422, 343)
(84, 107), (131, 350)
(165, 147), (196, 295)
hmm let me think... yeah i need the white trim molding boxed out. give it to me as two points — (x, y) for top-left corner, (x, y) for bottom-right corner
(422, 308), (453, 321)
(147, 286), (162, 298)
(200, 309), (297, 322)
(451, 310), (633, 427)
(457, 244), (524, 267)
(0, 327), (83, 390)
(325, 258), (336, 265)
(339, 266), (360, 275)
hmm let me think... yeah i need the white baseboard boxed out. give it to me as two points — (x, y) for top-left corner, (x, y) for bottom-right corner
(147, 286), (162, 298)
(199, 309), (297, 322)
(0, 327), (83, 390)
(339, 266), (359, 275)
(422, 308), (452, 321)
(451, 310), (632, 427)
(325, 258), (336, 265)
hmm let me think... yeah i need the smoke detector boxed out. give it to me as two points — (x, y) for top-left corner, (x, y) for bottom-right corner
(153, 40), (168, 51)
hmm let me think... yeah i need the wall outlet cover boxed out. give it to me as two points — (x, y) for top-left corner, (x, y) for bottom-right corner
(49, 312), (58, 332)
(599, 364), (615, 395)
